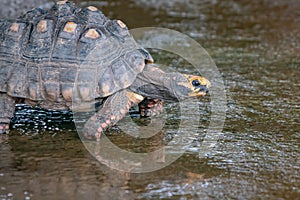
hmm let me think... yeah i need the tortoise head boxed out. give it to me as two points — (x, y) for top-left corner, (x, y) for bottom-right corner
(130, 64), (210, 101)
(172, 73), (211, 100)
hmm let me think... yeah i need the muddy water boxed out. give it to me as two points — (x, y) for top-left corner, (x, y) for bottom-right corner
(0, 0), (299, 199)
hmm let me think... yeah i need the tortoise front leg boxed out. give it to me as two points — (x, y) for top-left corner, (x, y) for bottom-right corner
(0, 93), (16, 134)
(82, 90), (144, 141)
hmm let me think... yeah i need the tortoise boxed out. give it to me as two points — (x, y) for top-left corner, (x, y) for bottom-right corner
(0, 1), (210, 140)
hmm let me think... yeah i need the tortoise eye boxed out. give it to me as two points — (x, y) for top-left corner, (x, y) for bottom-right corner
(192, 80), (200, 87)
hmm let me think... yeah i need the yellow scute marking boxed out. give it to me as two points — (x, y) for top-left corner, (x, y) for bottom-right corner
(101, 84), (110, 95)
(117, 20), (127, 28)
(85, 29), (100, 39)
(63, 22), (77, 33)
(10, 23), (19, 32)
(37, 20), (48, 33)
(57, 0), (68, 5)
(87, 6), (98, 11)
(62, 89), (73, 101)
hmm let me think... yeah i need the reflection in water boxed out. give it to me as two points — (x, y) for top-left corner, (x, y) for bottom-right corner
(0, 0), (299, 199)
(0, 133), (136, 199)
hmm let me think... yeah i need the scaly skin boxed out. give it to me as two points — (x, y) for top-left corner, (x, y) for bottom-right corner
(139, 98), (163, 117)
(82, 90), (143, 141)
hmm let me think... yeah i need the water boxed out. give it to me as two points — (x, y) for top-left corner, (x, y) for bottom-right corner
(0, 0), (299, 199)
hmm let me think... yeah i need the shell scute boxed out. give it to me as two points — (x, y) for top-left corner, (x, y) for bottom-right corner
(7, 62), (27, 98)
(111, 59), (135, 89)
(0, 21), (25, 57)
(0, 60), (13, 92)
(23, 19), (54, 60)
(27, 65), (42, 100)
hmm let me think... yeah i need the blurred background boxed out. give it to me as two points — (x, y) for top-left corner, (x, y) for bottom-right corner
(0, 0), (299, 199)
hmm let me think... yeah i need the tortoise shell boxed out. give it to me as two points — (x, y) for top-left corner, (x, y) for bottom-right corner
(0, 1), (151, 105)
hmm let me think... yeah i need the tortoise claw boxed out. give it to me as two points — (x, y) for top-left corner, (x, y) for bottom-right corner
(0, 123), (10, 134)
(82, 114), (111, 141)
(139, 98), (163, 117)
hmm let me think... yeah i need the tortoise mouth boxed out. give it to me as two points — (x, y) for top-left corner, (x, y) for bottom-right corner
(188, 85), (210, 97)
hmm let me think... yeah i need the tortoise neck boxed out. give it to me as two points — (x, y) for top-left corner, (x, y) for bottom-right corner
(129, 64), (182, 101)
(138, 64), (174, 88)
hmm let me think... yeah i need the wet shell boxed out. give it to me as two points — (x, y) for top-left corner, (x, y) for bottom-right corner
(0, 1), (153, 103)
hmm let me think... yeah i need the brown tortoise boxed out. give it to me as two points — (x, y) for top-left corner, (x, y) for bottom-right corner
(0, 1), (210, 140)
